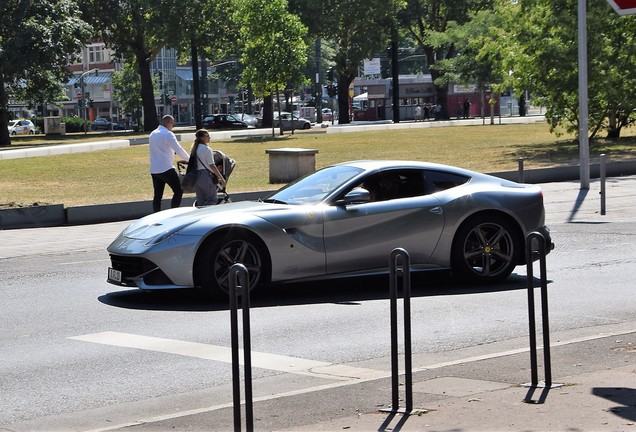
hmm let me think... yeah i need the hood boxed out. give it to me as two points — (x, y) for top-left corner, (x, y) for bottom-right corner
(122, 201), (285, 240)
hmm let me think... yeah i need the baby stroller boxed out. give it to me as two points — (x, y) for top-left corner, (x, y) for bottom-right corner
(179, 150), (235, 206)
(213, 150), (236, 204)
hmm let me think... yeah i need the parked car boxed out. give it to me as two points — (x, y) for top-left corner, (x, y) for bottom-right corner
(106, 160), (553, 299)
(202, 114), (248, 130)
(91, 117), (127, 131)
(273, 112), (312, 130)
(238, 113), (258, 127)
(8, 119), (36, 135)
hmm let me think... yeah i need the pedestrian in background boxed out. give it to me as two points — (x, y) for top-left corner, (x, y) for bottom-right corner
(415, 104), (422, 121)
(148, 115), (190, 212)
(190, 129), (226, 206)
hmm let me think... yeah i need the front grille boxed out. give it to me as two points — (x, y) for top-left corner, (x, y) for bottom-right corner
(109, 254), (174, 287)
(110, 254), (154, 276)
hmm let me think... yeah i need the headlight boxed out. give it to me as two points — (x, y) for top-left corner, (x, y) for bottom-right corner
(145, 222), (196, 246)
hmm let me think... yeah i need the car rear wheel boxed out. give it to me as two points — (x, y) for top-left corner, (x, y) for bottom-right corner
(198, 231), (263, 298)
(451, 215), (520, 283)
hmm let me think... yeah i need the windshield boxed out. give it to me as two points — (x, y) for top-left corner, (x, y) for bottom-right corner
(264, 165), (363, 205)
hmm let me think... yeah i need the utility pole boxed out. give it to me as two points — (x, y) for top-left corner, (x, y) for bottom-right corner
(315, 38), (322, 123)
(191, 40), (202, 130)
(391, 27), (400, 123)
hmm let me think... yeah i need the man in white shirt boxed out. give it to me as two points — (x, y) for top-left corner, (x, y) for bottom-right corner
(149, 115), (190, 212)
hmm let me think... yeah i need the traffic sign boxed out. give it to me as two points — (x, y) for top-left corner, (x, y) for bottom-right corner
(76, 92), (82, 100)
(606, 0), (636, 15)
(171, 95), (177, 103)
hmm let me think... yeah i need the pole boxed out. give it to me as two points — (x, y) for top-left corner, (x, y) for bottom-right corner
(191, 41), (202, 130)
(578, 0), (590, 189)
(391, 27), (400, 123)
(315, 38), (323, 123)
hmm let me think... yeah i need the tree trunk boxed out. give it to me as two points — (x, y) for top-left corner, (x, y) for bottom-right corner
(337, 74), (353, 124)
(0, 79), (11, 147)
(262, 95), (273, 128)
(606, 112), (621, 139)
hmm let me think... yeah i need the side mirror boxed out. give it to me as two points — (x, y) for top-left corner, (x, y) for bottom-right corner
(337, 188), (371, 206)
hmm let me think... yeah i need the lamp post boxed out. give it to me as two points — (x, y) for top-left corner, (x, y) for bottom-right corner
(78, 68), (99, 133)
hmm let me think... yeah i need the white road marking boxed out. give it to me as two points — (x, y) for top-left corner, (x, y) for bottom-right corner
(69, 331), (383, 380)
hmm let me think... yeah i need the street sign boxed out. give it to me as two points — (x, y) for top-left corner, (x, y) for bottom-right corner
(76, 92), (82, 100)
(171, 96), (177, 103)
(606, 0), (636, 15)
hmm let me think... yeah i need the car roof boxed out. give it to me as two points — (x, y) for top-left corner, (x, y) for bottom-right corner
(333, 160), (479, 178)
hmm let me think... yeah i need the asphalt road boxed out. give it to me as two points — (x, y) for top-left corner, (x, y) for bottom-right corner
(0, 176), (635, 431)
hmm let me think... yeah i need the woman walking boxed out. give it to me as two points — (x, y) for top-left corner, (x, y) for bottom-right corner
(190, 129), (226, 206)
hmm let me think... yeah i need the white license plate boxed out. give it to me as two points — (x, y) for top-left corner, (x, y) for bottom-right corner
(108, 267), (122, 283)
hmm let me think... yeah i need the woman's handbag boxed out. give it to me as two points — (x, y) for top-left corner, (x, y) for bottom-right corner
(178, 162), (197, 194)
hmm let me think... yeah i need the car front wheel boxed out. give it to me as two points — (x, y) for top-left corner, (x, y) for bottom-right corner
(198, 231), (264, 298)
(451, 215), (520, 283)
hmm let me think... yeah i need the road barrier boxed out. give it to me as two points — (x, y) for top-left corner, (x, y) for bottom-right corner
(229, 263), (254, 432)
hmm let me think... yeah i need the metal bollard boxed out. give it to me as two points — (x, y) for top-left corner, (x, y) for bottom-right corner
(229, 263), (254, 432)
(600, 154), (606, 215)
(518, 158), (525, 183)
(524, 232), (560, 390)
(382, 248), (418, 414)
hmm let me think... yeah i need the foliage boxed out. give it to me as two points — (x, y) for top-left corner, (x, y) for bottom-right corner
(78, 0), (185, 132)
(112, 59), (144, 129)
(0, 0), (92, 146)
(234, 0), (309, 132)
(235, 0), (309, 97)
(399, 0), (495, 117)
(482, 0), (636, 140)
(432, 10), (502, 91)
(61, 115), (90, 133)
(310, 0), (405, 124)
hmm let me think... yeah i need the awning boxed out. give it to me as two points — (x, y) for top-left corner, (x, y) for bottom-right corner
(67, 72), (113, 86)
(353, 92), (368, 101)
(176, 69), (193, 81)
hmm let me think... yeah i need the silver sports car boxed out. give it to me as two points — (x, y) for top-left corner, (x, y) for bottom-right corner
(107, 160), (553, 297)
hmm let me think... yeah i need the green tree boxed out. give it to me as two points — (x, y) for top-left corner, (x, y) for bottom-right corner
(0, 0), (92, 146)
(79, 0), (184, 132)
(484, 0), (636, 139)
(295, 0), (403, 124)
(111, 59), (145, 130)
(432, 9), (503, 118)
(234, 0), (309, 133)
(399, 0), (494, 118)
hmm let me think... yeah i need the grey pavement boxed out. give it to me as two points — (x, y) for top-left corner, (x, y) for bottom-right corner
(1, 176), (635, 431)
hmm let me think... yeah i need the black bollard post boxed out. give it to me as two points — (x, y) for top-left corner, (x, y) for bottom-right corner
(229, 263), (254, 432)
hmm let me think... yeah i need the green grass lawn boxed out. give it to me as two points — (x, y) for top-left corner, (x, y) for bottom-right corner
(1, 122), (635, 207)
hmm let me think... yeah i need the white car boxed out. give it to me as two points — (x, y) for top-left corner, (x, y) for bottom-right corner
(273, 112), (312, 130)
(321, 108), (333, 121)
(8, 119), (36, 135)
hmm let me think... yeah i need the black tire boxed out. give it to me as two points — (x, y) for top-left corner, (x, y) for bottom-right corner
(198, 231), (264, 297)
(451, 214), (521, 283)
(302, 123), (311, 129)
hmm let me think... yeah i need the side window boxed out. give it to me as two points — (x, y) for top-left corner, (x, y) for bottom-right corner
(357, 169), (428, 202)
(424, 170), (470, 193)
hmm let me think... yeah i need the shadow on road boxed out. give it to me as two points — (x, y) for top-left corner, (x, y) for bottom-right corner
(99, 270), (539, 312)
